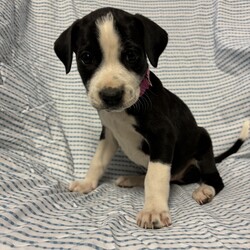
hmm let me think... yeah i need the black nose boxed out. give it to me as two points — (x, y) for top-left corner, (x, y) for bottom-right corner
(99, 87), (124, 107)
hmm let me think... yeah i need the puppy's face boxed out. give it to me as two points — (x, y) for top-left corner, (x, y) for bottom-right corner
(54, 8), (168, 111)
(76, 12), (147, 111)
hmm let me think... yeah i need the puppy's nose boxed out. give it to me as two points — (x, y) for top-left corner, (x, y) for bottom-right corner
(99, 87), (124, 107)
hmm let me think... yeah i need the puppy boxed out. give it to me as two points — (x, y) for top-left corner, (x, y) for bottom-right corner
(54, 7), (249, 229)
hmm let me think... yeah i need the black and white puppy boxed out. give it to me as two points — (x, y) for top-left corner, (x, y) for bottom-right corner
(54, 7), (249, 229)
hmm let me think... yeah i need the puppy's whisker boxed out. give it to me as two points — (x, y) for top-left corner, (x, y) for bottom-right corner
(142, 98), (147, 112)
(141, 95), (148, 112)
(138, 92), (152, 112)
(145, 93), (153, 110)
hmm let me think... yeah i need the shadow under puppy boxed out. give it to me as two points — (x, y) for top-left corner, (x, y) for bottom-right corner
(54, 7), (249, 229)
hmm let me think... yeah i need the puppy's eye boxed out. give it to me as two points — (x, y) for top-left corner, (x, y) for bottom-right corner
(81, 52), (94, 65)
(125, 50), (139, 64)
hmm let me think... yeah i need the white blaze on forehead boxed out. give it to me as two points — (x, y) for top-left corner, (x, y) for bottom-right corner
(96, 13), (120, 63)
(88, 12), (141, 110)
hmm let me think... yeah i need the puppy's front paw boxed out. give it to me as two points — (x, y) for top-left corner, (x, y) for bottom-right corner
(192, 184), (215, 205)
(136, 209), (172, 229)
(69, 179), (97, 194)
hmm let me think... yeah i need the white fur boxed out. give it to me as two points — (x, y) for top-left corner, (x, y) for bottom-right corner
(99, 110), (149, 167)
(116, 175), (145, 187)
(88, 13), (141, 110)
(69, 128), (118, 193)
(240, 120), (249, 141)
(137, 162), (172, 229)
(192, 184), (215, 205)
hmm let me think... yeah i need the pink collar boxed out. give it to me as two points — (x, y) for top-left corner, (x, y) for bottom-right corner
(140, 68), (152, 97)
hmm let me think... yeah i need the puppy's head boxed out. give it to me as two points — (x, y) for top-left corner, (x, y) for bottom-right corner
(54, 8), (168, 111)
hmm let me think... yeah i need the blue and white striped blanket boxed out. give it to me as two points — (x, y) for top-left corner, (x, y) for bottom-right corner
(0, 0), (249, 249)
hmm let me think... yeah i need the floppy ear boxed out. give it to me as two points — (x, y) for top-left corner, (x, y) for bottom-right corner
(54, 20), (79, 74)
(135, 14), (168, 68)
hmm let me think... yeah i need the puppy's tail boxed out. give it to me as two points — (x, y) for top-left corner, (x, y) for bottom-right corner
(215, 120), (249, 163)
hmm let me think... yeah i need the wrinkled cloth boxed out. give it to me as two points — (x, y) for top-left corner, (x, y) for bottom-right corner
(0, 0), (250, 249)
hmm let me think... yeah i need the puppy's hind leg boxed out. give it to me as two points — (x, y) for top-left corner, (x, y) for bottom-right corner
(116, 175), (145, 188)
(192, 127), (224, 205)
(171, 163), (201, 185)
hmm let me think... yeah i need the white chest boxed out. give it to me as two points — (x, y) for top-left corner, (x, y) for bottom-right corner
(99, 111), (149, 168)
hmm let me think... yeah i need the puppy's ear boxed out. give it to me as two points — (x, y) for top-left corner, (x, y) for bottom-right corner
(135, 14), (168, 68)
(54, 20), (79, 74)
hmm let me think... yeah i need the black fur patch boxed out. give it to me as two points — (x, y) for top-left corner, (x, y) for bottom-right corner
(140, 139), (150, 155)
(100, 126), (105, 140)
(171, 165), (201, 185)
(202, 172), (224, 194)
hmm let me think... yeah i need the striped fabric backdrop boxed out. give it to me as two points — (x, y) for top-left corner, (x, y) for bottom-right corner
(0, 0), (250, 249)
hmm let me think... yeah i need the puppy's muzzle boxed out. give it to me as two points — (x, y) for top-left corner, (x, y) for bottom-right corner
(99, 87), (124, 108)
